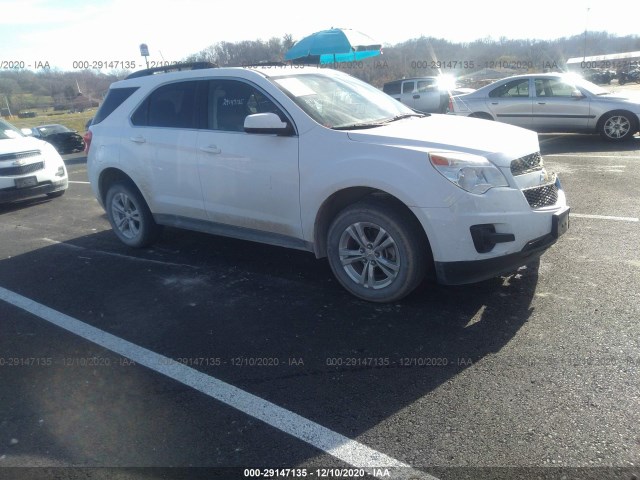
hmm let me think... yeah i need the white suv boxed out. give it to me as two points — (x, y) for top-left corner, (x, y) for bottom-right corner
(87, 64), (569, 302)
(1, 118), (68, 203)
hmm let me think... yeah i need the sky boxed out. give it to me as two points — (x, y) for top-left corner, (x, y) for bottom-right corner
(1, 0), (639, 72)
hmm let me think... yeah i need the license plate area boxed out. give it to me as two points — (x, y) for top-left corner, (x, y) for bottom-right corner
(552, 206), (570, 239)
(15, 176), (37, 189)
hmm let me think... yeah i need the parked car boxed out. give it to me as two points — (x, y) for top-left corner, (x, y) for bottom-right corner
(383, 77), (473, 113)
(448, 73), (640, 141)
(87, 64), (569, 302)
(28, 124), (85, 154)
(0, 118), (68, 203)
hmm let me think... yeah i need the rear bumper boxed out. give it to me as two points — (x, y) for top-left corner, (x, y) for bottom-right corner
(0, 178), (68, 203)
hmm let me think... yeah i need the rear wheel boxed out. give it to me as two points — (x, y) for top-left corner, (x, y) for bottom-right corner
(599, 111), (637, 141)
(105, 181), (162, 247)
(327, 199), (427, 303)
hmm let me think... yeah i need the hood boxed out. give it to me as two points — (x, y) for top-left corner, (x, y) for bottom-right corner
(0, 136), (48, 156)
(596, 92), (640, 105)
(346, 114), (539, 167)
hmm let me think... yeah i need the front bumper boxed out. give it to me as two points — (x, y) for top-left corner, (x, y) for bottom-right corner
(435, 206), (570, 284)
(0, 178), (68, 203)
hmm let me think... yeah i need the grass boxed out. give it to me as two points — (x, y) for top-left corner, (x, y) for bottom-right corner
(5, 109), (97, 134)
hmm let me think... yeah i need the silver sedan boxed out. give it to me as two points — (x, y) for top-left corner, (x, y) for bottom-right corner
(449, 73), (640, 141)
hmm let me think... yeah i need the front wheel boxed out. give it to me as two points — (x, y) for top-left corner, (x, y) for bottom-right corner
(326, 199), (428, 303)
(599, 112), (637, 142)
(105, 181), (162, 248)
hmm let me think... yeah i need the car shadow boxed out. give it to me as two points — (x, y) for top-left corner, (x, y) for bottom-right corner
(0, 196), (56, 214)
(0, 227), (541, 472)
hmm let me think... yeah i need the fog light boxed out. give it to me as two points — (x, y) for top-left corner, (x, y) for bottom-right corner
(56, 166), (65, 177)
(470, 224), (515, 253)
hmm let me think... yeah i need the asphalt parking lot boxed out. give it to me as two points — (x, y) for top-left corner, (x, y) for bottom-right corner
(0, 134), (639, 480)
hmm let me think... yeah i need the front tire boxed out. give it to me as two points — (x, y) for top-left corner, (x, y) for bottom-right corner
(599, 111), (637, 142)
(327, 199), (427, 303)
(105, 181), (162, 248)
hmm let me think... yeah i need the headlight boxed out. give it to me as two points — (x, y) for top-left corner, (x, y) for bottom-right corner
(429, 152), (508, 194)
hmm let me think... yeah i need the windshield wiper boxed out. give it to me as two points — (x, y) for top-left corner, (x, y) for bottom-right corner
(332, 122), (386, 130)
(332, 113), (428, 130)
(383, 113), (428, 123)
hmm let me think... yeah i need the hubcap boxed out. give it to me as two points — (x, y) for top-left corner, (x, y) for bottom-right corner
(604, 116), (630, 139)
(338, 222), (400, 289)
(111, 193), (141, 239)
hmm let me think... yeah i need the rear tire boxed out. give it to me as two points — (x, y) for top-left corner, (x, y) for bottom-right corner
(326, 198), (427, 303)
(105, 181), (162, 248)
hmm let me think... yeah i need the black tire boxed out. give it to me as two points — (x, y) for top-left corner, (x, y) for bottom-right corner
(46, 190), (65, 198)
(599, 111), (637, 142)
(104, 181), (162, 248)
(326, 198), (428, 303)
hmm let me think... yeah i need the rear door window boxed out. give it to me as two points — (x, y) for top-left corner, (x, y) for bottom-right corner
(489, 79), (530, 98)
(131, 81), (199, 128)
(401, 81), (415, 94)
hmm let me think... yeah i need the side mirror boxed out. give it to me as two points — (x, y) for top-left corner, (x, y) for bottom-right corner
(21, 128), (33, 136)
(571, 89), (584, 98)
(244, 112), (292, 135)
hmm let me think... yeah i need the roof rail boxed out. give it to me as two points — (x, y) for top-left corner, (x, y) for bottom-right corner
(125, 61), (217, 79)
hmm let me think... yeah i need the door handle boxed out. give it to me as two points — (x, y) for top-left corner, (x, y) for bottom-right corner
(200, 145), (221, 154)
(537, 102), (546, 105)
(129, 136), (146, 143)
(413, 94), (420, 99)
(491, 102), (499, 105)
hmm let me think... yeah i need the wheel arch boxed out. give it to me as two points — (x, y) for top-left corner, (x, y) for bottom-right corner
(468, 111), (494, 120)
(313, 187), (434, 266)
(98, 168), (142, 206)
(596, 109), (640, 135)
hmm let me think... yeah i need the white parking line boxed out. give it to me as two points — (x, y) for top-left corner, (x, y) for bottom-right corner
(572, 213), (639, 222)
(42, 238), (199, 269)
(0, 286), (437, 480)
(68, 181), (90, 184)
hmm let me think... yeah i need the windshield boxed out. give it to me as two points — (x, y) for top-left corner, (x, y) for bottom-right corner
(0, 119), (24, 140)
(36, 124), (72, 136)
(272, 72), (415, 129)
(563, 74), (610, 95)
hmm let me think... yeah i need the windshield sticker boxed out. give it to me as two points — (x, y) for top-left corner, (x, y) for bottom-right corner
(275, 78), (316, 97)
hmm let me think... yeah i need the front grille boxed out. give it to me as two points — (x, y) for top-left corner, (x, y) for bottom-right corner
(522, 182), (558, 208)
(0, 150), (41, 162)
(0, 161), (45, 176)
(511, 152), (543, 176)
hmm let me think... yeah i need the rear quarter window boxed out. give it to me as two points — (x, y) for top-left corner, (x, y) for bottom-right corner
(92, 87), (139, 125)
(383, 82), (401, 95)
